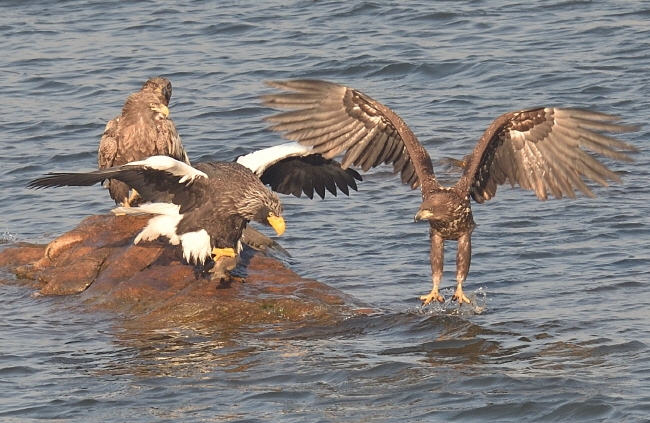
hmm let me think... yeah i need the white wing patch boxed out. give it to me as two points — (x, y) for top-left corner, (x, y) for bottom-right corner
(236, 142), (313, 175)
(126, 155), (208, 183)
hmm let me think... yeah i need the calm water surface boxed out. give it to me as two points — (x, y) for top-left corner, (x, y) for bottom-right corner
(1, 1), (649, 421)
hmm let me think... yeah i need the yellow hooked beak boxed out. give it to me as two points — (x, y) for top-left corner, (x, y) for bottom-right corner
(150, 103), (169, 118)
(414, 209), (434, 222)
(267, 214), (286, 236)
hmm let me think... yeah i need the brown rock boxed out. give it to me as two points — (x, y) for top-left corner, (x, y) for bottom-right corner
(0, 214), (369, 330)
(0, 243), (45, 267)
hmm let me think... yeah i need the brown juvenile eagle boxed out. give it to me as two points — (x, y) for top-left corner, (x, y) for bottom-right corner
(29, 143), (361, 278)
(98, 77), (189, 206)
(261, 79), (638, 305)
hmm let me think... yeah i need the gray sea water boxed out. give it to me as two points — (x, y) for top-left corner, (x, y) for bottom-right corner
(1, 1), (649, 421)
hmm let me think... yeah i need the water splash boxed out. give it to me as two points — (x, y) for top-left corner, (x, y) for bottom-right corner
(418, 286), (488, 316)
(0, 231), (17, 245)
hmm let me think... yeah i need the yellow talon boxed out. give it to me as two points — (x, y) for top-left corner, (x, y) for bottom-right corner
(420, 289), (445, 306)
(211, 247), (236, 260)
(451, 286), (471, 305)
(125, 189), (140, 207)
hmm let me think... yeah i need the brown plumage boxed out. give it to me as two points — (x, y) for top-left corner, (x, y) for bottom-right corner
(262, 79), (638, 305)
(98, 77), (189, 205)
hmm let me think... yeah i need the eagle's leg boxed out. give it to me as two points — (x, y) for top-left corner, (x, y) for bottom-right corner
(211, 247), (237, 260)
(421, 232), (445, 305)
(209, 255), (238, 280)
(125, 189), (140, 207)
(452, 233), (472, 304)
(209, 247), (238, 280)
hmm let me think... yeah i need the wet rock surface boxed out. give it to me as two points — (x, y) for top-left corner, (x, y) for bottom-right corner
(0, 215), (367, 330)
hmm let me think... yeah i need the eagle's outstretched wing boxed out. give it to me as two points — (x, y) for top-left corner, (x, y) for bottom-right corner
(262, 80), (438, 193)
(29, 156), (207, 213)
(236, 142), (361, 199)
(460, 108), (639, 203)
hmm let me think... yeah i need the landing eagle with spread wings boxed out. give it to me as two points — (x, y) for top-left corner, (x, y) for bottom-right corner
(261, 79), (638, 305)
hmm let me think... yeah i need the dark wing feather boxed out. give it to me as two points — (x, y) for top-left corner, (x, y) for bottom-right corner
(259, 155), (361, 199)
(460, 108), (638, 203)
(29, 170), (121, 189)
(28, 164), (208, 213)
(262, 79), (438, 192)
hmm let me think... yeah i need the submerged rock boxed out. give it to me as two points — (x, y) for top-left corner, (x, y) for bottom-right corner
(0, 215), (368, 330)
